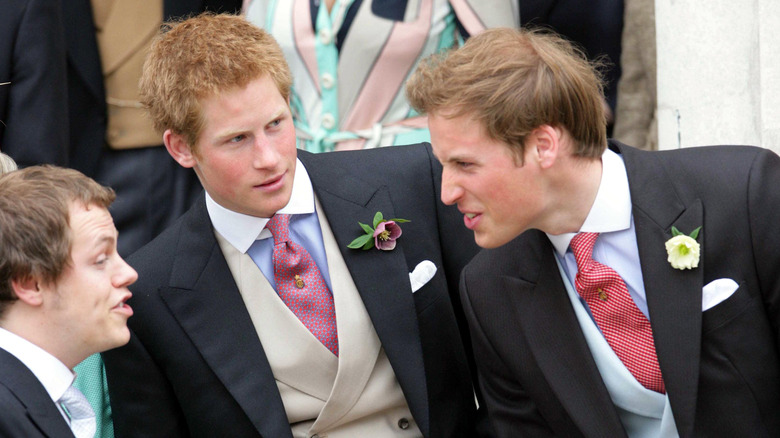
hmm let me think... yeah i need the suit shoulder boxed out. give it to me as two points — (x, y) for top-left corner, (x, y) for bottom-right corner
(126, 210), (193, 287)
(465, 231), (549, 281)
(300, 143), (435, 178)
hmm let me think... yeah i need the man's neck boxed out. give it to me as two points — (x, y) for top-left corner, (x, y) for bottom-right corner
(542, 155), (603, 235)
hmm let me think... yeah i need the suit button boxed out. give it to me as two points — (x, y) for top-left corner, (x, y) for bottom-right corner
(398, 418), (410, 429)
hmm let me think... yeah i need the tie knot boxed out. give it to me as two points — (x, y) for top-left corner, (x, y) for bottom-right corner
(59, 385), (94, 420)
(266, 214), (291, 244)
(570, 232), (599, 269)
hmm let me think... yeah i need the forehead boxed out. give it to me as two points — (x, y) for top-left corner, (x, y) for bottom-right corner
(202, 75), (284, 113)
(196, 75), (286, 139)
(430, 112), (477, 145)
(429, 112), (512, 159)
(68, 202), (116, 244)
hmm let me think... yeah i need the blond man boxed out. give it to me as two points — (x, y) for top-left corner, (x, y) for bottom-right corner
(407, 27), (780, 437)
(0, 166), (137, 437)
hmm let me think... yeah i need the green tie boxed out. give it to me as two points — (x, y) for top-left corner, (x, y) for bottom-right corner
(73, 353), (115, 438)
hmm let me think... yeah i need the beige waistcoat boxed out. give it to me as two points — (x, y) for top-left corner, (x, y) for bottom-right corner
(216, 199), (422, 437)
(92, 0), (162, 148)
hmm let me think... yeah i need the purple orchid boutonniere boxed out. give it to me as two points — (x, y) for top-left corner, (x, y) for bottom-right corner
(348, 211), (410, 251)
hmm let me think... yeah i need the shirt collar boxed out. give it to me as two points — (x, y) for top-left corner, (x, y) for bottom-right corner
(206, 158), (315, 254)
(0, 327), (75, 403)
(547, 148), (632, 255)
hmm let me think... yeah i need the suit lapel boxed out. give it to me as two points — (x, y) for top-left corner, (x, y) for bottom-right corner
(618, 142), (703, 437)
(300, 152), (430, 436)
(159, 199), (293, 438)
(0, 350), (75, 438)
(63, 0), (106, 101)
(506, 232), (627, 437)
(311, 202), (382, 430)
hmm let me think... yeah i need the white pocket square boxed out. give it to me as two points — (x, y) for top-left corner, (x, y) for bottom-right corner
(702, 278), (739, 311)
(409, 260), (437, 293)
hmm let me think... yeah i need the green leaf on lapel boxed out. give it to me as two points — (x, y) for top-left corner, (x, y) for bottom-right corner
(359, 222), (374, 234)
(348, 233), (373, 249)
(372, 211), (384, 228)
(671, 225), (702, 240)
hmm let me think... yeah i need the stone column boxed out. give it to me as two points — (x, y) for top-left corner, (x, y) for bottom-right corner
(655, 0), (780, 153)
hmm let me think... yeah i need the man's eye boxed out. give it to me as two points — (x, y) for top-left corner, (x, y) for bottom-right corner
(230, 134), (246, 143)
(457, 161), (473, 169)
(268, 119), (281, 128)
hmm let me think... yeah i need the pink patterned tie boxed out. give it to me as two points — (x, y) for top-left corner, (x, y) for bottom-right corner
(570, 232), (665, 393)
(266, 214), (338, 356)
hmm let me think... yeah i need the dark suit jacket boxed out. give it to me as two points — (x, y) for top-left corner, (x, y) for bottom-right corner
(62, 0), (241, 176)
(461, 141), (780, 437)
(0, 348), (75, 438)
(0, 0), (68, 167)
(102, 144), (482, 437)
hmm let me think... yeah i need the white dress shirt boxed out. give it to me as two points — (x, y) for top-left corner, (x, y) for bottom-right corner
(206, 158), (331, 289)
(547, 148), (650, 318)
(0, 327), (76, 423)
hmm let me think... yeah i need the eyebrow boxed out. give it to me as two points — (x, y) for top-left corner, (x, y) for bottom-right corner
(445, 154), (471, 163)
(215, 107), (288, 141)
(91, 234), (117, 249)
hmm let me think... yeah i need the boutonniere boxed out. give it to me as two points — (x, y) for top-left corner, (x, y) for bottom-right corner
(665, 226), (702, 270)
(348, 211), (410, 251)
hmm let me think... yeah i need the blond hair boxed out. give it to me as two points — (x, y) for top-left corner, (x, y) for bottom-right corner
(139, 13), (293, 149)
(406, 27), (607, 159)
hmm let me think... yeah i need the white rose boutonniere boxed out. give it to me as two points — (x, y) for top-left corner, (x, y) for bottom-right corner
(665, 226), (702, 270)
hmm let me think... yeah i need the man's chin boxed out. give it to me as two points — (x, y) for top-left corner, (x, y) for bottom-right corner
(474, 232), (511, 249)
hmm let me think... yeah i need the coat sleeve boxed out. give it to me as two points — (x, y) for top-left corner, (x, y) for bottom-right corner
(747, 148), (780, 352)
(102, 330), (190, 437)
(0, 0), (68, 166)
(459, 265), (559, 437)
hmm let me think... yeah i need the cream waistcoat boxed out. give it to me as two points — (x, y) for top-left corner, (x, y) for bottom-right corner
(92, 0), (162, 148)
(216, 198), (421, 437)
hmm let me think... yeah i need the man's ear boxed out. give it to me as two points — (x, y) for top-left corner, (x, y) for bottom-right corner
(529, 124), (562, 169)
(11, 277), (44, 307)
(163, 130), (197, 169)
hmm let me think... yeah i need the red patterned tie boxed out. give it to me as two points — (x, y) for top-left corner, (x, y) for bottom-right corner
(266, 214), (338, 356)
(570, 232), (665, 393)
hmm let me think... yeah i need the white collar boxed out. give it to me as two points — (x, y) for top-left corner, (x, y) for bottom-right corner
(206, 158), (315, 253)
(547, 148), (632, 255)
(0, 327), (75, 403)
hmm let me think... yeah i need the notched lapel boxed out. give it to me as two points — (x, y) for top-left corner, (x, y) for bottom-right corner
(160, 202), (291, 438)
(311, 178), (430, 436)
(505, 234), (625, 437)
(633, 201), (703, 438)
(0, 351), (74, 438)
(620, 142), (702, 437)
